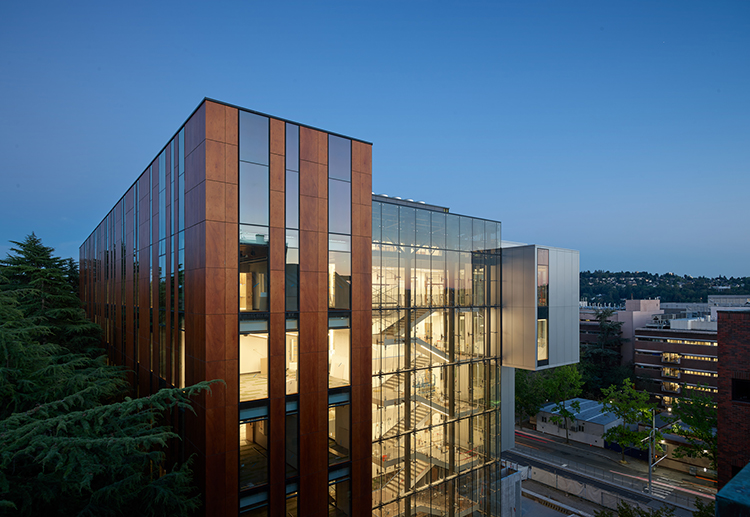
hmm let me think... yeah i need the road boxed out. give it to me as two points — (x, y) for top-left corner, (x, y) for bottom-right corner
(507, 427), (716, 503)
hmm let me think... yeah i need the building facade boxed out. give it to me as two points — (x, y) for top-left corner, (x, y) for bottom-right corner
(633, 325), (719, 409)
(717, 310), (750, 489)
(80, 99), (580, 516)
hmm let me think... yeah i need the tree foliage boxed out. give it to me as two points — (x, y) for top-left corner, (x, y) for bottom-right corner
(594, 500), (675, 517)
(601, 379), (660, 463)
(580, 309), (630, 399)
(515, 369), (549, 427)
(546, 365), (584, 444)
(667, 385), (717, 471)
(0, 234), (214, 516)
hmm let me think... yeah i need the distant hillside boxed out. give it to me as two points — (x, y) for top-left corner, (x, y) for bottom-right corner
(580, 270), (749, 305)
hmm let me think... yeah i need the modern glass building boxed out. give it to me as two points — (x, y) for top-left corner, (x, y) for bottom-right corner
(80, 98), (580, 517)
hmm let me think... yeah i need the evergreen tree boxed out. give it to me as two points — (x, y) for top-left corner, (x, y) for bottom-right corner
(668, 385), (717, 471)
(580, 308), (629, 398)
(0, 234), (100, 354)
(546, 365), (584, 444)
(0, 234), (215, 516)
(515, 369), (548, 427)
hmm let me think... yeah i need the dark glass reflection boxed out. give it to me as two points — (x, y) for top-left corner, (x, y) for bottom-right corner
(329, 179), (351, 235)
(240, 243), (269, 312)
(286, 123), (299, 171)
(239, 111), (269, 165)
(328, 135), (351, 181)
(240, 162), (269, 226)
(286, 171), (299, 229)
(399, 207), (415, 247)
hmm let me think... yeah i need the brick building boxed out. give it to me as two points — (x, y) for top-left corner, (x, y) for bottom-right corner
(717, 309), (750, 488)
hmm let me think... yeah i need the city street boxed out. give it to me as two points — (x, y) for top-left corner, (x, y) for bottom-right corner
(508, 426), (716, 501)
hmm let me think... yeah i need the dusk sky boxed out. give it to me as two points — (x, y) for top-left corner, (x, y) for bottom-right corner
(1, 1), (748, 277)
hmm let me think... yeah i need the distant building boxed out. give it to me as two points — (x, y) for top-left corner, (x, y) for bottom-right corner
(717, 309), (750, 489)
(580, 299), (663, 366)
(535, 398), (621, 448)
(633, 321), (718, 409)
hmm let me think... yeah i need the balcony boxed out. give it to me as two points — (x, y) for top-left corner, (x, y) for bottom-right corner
(662, 367), (681, 379)
(661, 382), (681, 394)
(661, 352), (681, 364)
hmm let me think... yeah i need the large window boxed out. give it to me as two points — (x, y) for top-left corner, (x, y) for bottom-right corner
(240, 321), (268, 401)
(240, 240), (269, 313)
(329, 326), (350, 388)
(240, 417), (269, 490)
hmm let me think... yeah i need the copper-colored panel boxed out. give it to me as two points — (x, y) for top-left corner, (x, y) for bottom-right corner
(205, 101), (226, 143)
(185, 180), (206, 230)
(185, 140), (207, 195)
(225, 143), (239, 185)
(205, 267), (226, 315)
(224, 268), (238, 318)
(317, 131), (328, 165)
(299, 351), (324, 396)
(351, 171), (361, 207)
(316, 163), (328, 199)
(269, 153), (284, 194)
(299, 272), (319, 313)
(299, 159), (319, 198)
(268, 226), (285, 272)
(270, 118), (285, 156)
(205, 314), (226, 363)
(205, 362), (227, 410)
(269, 312), (284, 357)
(204, 452), (227, 516)
(299, 471), (326, 514)
(205, 220), (226, 269)
(269, 354), (285, 398)
(224, 315), (239, 361)
(205, 140), (226, 183)
(298, 194), (318, 233)
(352, 275), (371, 311)
(269, 190), (285, 229)
(352, 236), (370, 274)
(225, 106), (238, 146)
(316, 198), (327, 238)
(351, 201), (363, 237)
(224, 224), (238, 272)
(270, 270), (285, 313)
(186, 266), (207, 317)
(298, 228), (319, 272)
(317, 271), (328, 312)
(299, 126), (319, 163)
(359, 172), (372, 211)
(224, 359), (239, 407)
(185, 102), (206, 157)
(299, 311), (319, 355)
(224, 182), (238, 224)
(352, 141), (372, 174)
(351, 458), (372, 509)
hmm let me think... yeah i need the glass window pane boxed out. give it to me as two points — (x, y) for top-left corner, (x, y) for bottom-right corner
(286, 171), (299, 229)
(328, 404), (351, 465)
(399, 206), (415, 247)
(328, 135), (351, 181)
(240, 419), (269, 489)
(329, 329), (351, 388)
(431, 211), (446, 250)
(328, 251), (351, 310)
(416, 209), (431, 247)
(329, 179), (351, 234)
(286, 330), (298, 395)
(329, 234), (351, 252)
(537, 319), (549, 362)
(240, 332), (268, 401)
(459, 216), (472, 251)
(473, 219), (485, 251)
(240, 111), (269, 165)
(286, 123), (299, 171)
(240, 243), (269, 312)
(240, 162), (269, 226)
(372, 201), (382, 243)
(446, 215), (460, 250)
(285, 411), (299, 475)
(381, 203), (399, 245)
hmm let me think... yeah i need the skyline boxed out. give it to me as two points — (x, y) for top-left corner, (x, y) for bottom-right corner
(1, 1), (748, 277)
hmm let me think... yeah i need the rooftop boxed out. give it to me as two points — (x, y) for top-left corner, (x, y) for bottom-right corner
(539, 398), (619, 426)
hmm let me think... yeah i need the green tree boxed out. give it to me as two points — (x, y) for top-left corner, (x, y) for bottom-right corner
(668, 385), (717, 471)
(0, 235), (216, 516)
(601, 378), (659, 463)
(0, 234), (101, 354)
(515, 369), (548, 427)
(594, 500), (675, 517)
(580, 308), (628, 399)
(546, 365), (584, 444)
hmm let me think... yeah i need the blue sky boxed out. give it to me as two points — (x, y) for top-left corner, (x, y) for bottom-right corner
(1, 1), (748, 277)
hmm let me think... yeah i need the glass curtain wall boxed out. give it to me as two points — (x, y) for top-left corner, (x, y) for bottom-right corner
(371, 199), (502, 516)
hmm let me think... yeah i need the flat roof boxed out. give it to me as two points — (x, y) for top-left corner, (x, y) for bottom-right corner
(539, 398), (620, 426)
